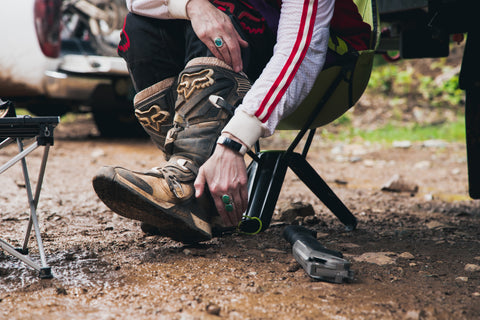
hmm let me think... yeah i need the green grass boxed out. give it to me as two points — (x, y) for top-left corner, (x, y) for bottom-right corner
(320, 116), (466, 143)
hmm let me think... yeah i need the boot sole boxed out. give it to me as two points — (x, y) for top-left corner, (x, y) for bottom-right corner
(92, 166), (212, 243)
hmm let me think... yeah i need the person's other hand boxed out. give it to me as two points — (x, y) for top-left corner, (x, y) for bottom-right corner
(186, 0), (248, 73)
(194, 141), (248, 226)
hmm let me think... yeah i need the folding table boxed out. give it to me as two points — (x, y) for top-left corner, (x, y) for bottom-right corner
(0, 99), (59, 278)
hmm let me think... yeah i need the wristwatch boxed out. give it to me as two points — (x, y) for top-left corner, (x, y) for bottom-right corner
(217, 135), (248, 155)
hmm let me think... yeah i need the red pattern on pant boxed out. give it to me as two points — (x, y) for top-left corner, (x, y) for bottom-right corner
(211, 0), (267, 34)
(117, 16), (130, 53)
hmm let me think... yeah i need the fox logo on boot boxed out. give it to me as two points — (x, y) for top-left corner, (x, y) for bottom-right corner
(177, 69), (215, 100)
(135, 105), (170, 132)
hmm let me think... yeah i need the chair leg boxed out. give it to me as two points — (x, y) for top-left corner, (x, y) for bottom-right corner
(240, 151), (289, 233)
(465, 86), (480, 199)
(288, 152), (357, 231)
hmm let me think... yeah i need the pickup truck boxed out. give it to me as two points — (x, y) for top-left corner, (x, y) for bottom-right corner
(0, 0), (141, 137)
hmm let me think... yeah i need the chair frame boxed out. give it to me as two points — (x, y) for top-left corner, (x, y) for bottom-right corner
(239, 0), (379, 234)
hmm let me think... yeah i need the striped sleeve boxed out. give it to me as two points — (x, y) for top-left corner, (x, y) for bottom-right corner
(222, 0), (335, 148)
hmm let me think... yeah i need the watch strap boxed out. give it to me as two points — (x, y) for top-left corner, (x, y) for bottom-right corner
(217, 136), (248, 155)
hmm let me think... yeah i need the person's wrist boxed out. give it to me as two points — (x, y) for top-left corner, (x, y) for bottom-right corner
(169, 0), (192, 19)
(217, 135), (248, 155)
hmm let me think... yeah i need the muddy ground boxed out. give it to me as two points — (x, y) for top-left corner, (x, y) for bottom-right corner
(1, 42), (479, 320)
(1, 108), (479, 319)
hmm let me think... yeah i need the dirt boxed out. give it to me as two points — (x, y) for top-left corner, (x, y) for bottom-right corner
(1, 47), (479, 319)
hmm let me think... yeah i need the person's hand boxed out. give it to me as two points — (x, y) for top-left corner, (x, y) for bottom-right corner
(186, 0), (248, 73)
(194, 140), (248, 226)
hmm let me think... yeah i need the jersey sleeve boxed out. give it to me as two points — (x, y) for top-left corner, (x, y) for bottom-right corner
(222, 0), (335, 148)
(126, 0), (190, 19)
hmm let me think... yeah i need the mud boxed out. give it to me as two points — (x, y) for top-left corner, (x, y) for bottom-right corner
(1, 115), (479, 320)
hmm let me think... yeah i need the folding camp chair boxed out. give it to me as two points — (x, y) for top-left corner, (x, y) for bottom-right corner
(0, 99), (59, 278)
(239, 0), (380, 234)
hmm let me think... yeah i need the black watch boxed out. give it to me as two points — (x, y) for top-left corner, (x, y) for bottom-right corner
(217, 136), (247, 155)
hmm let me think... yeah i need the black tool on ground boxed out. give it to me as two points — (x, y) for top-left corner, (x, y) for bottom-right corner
(283, 225), (354, 283)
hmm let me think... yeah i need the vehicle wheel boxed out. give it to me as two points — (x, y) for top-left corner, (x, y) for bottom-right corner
(26, 102), (70, 117)
(92, 107), (147, 138)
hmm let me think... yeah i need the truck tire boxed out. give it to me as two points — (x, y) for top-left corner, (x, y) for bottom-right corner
(89, 83), (147, 138)
(92, 107), (147, 138)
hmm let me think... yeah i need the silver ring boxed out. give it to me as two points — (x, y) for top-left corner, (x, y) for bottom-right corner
(214, 37), (224, 48)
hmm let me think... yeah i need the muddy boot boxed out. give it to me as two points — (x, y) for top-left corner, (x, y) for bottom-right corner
(93, 57), (251, 243)
(92, 161), (214, 243)
(134, 77), (176, 155)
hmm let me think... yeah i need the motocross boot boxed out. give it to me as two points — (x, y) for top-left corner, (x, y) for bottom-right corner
(133, 77), (176, 155)
(93, 57), (251, 243)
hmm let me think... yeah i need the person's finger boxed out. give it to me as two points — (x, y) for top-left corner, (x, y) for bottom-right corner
(194, 168), (206, 198)
(216, 195), (236, 226)
(228, 32), (247, 72)
(216, 37), (233, 68)
(231, 189), (244, 223)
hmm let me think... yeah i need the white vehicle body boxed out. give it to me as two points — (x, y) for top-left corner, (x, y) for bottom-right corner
(0, 1), (138, 136)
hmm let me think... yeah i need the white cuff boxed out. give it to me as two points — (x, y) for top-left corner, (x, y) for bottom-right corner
(222, 110), (265, 149)
(168, 0), (190, 19)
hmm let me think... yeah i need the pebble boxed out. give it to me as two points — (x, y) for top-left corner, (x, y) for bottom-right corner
(276, 202), (315, 223)
(422, 140), (447, 148)
(398, 252), (415, 260)
(90, 148), (105, 158)
(287, 261), (301, 272)
(381, 174), (418, 194)
(455, 277), (468, 282)
(414, 160), (431, 169)
(426, 221), (456, 231)
(392, 140), (412, 149)
(206, 303), (221, 316)
(353, 252), (396, 266)
(465, 264), (480, 272)
(424, 194), (434, 201)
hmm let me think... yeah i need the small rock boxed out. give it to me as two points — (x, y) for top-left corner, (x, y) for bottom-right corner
(303, 215), (319, 225)
(414, 160), (431, 169)
(363, 159), (375, 167)
(465, 264), (480, 272)
(399, 252), (415, 260)
(338, 243), (360, 249)
(287, 260), (301, 272)
(334, 179), (348, 185)
(473, 292), (480, 297)
(206, 303), (221, 316)
(405, 310), (420, 319)
(330, 144), (344, 155)
(276, 202), (315, 223)
(455, 276), (469, 282)
(56, 287), (68, 295)
(183, 249), (192, 256)
(90, 148), (105, 158)
(392, 140), (412, 149)
(353, 252), (397, 266)
(424, 194), (434, 201)
(349, 156), (363, 163)
(422, 140), (447, 148)
(15, 180), (26, 188)
(381, 174), (418, 194)
(451, 168), (461, 175)
(426, 221), (456, 231)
